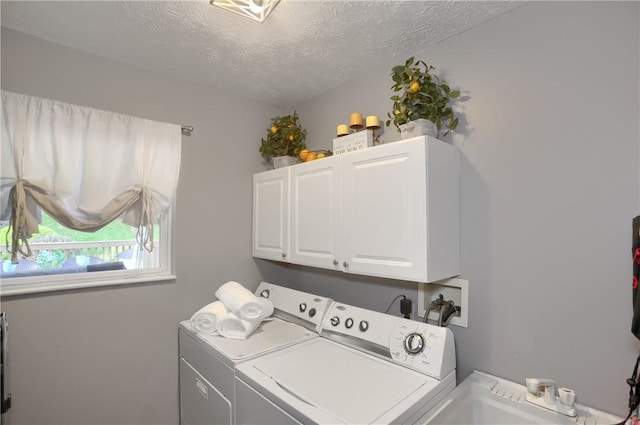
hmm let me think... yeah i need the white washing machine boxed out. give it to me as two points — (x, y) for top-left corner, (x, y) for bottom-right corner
(234, 301), (457, 425)
(178, 281), (333, 425)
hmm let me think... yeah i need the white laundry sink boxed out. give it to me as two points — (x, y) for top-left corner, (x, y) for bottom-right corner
(418, 371), (622, 425)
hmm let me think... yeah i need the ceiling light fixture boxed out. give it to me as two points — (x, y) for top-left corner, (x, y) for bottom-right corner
(209, 0), (281, 23)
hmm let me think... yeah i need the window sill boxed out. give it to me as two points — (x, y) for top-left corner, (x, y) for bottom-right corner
(0, 268), (176, 297)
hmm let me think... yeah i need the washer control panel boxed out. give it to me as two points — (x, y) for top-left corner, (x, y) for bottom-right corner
(388, 322), (455, 378)
(321, 302), (455, 379)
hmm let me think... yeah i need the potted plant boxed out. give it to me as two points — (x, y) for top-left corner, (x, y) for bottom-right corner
(386, 57), (461, 139)
(259, 111), (307, 168)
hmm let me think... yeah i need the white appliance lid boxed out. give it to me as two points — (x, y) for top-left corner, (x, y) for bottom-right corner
(186, 319), (315, 361)
(252, 339), (436, 424)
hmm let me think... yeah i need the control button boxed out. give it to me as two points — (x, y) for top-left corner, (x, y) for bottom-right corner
(345, 318), (354, 329)
(330, 316), (340, 327)
(308, 308), (316, 318)
(260, 289), (270, 298)
(404, 333), (425, 355)
(359, 320), (369, 332)
(299, 303), (307, 313)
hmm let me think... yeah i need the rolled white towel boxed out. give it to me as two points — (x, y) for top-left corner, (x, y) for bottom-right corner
(217, 313), (262, 340)
(217, 299), (274, 340)
(190, 301), (228, 335)
(258, 297), (274, 318)
(215, 281), (264, 320)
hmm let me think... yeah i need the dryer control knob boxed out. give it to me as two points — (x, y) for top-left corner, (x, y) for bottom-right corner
(308, 308), (316, 318)
(299, 303), (307, 312)
(330, 317), (340, 327)
(260, 289), (270, 298)
(359, 320), (369, 332)
(345, 318), (354, 329)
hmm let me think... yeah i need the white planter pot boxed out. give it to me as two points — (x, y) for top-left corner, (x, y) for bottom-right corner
(271, 156), (298, 168)
(399, 118), (438, 139)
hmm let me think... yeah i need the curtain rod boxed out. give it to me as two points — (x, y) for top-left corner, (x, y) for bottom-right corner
(181, 126), (194, 136)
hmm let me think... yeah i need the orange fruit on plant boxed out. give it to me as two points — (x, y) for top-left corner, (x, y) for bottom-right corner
(271, 126), (278, 134)
(410, 81), (420, 93)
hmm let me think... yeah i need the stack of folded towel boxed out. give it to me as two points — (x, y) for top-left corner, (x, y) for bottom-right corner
(190, 281), (274, 340)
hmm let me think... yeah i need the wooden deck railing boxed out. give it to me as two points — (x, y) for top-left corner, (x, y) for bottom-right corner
(0, 240), (137, 269)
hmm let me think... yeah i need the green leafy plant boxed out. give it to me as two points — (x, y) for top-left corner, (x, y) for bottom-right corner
(36, 249), (66, 269)
(259, 111), (307, 160)
(386, 57), (461, 135)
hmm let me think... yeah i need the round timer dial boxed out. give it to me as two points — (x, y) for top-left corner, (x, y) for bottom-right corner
(403, 332), (425, 355)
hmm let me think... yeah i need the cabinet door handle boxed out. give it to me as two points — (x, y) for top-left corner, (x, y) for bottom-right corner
(343, 261), (349, 268)
(282, 253), (287, 259)
(333, 260), (339, 266)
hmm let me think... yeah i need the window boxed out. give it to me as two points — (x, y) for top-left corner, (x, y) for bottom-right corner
(1, 91), (181, 296)
(0, 208), (175, 296)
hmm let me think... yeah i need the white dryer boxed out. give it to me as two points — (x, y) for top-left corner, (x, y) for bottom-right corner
(178, 281), (333, 425)
(234, 301), (457, 425)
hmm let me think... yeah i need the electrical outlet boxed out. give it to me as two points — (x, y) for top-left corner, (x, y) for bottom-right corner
(418, 278), (469, 328)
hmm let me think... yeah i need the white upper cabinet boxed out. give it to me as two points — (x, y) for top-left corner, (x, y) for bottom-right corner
(252, 136), (460, 283)
(341, 138), (427, 280)
(252, 167), (290, 261)
(341, 137), (460, 282)
(289, 157), (342, 270)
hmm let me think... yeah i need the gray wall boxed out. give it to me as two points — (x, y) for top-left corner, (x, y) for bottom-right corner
(262, 1), (640, 416)
(1, 1), (638, 423)
(0, 28), (281, 424)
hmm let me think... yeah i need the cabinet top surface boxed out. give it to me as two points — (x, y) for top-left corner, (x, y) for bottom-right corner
(255, 136), (457, 175)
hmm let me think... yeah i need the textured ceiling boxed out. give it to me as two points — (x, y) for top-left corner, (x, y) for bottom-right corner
(1, 1), (523, 108)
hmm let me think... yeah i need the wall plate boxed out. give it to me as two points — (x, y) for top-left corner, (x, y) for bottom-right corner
(418, 278), (469, 328)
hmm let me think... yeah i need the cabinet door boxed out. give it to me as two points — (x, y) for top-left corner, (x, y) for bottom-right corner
(341, 140), (427, 281)
(253, 168), (290, 261)
(290, 157), (341, 270)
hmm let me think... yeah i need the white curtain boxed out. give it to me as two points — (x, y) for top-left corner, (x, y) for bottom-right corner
(0, 91), (182, 262)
